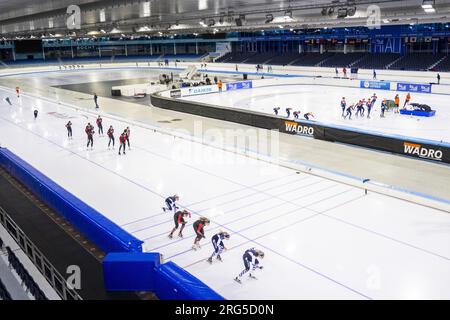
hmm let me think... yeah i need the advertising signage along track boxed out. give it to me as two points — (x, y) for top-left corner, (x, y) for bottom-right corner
(150, 93), (450, 164)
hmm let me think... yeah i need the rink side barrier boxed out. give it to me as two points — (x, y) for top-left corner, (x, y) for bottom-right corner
(151, 92), (450, 165)
(0, 147), (143, 253)
(103, 253), (224, 300)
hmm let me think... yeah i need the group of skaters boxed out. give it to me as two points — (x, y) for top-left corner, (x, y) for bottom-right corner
(341, 92), (412, 120)
(162, 195), (265, 284)
(65, 116), (131, 155)
(274, 107), (315, 121)
(5, 87), (41, 120)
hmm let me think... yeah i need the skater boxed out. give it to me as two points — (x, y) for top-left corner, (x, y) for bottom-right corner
(5, 97), (11, 105)
(85, 123), (94, 149)
(93, 93), (99, 109)
(335, 68), (339, 77)
(163, 195), (179, 213)
(293, 110), (300, 120)
(125, 127), (131, 150)
(273, 107), (280, 116)
(394, 94), (400, 114)
(304, 112), (314, 121)
(235, 64), (239, 72)
(192, 217), (210, 250)
(380, 99), (387, 118)
(66, 121), (73, 139)
(96, 116), (103, 136)
(15, 87), (20, 98)
(366, 99), (373, 119)
(207, 231), (230, 263)
(373, 69), (377, 80)
(168, 210), (191, 239)
(33, 109), (38, 119)
(340, 97), (346, 117)
(107, 125), (115, 149)
(356, 100), (365, 117)
(118, 131), (127, 155)
(234, 248), (264, 284)
(286, 108), (292, 118)
(437, 73), (441, 85)
(342, 67), (347, 78)
(218, 80), (223, 93)
(344, 104), (354, 120)
(403, 93), (411, 108)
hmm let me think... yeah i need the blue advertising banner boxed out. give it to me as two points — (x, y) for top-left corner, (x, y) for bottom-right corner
(226, 81), (253, 91)
(397, 82), (432, 94)
(360, 80), (391, 90)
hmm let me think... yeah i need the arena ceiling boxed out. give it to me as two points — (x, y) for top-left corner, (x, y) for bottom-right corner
(0, 0), (449, 38)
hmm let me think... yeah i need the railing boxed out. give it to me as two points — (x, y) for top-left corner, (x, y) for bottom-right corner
(0, 206), (82, 300)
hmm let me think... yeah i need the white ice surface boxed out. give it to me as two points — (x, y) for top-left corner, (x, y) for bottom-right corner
(184, 84), (450, 143)
(0, 87), (449, 299)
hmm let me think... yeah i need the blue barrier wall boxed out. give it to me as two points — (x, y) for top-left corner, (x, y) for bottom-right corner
(103, 254), (224, 300)
(154, 262), (224, 300)
(0, 148), (143, 253)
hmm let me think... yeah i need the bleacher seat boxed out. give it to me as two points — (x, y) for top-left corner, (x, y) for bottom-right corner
(389, 53), (445, 71)
(0, 278), (12, 300)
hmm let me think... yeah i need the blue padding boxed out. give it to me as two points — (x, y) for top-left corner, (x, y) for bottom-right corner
(154, 262), (224, 300)
(0, 148), (143, 253)
(103, 253), (161, 291)
(400, 109), (436, 117)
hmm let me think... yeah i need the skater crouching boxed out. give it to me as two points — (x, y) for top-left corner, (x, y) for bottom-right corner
(207, 231), (230, 263)
(168, 210), (191, 239)
(234, 248), (264, 284)
(192, 217), (210, 250)
(163, 195), (179, 213)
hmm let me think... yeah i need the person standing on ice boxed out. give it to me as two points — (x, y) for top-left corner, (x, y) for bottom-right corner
(192, 217), (210, 250)
(342, 67), (347, 78)
(394, 94), (400, 114)
(96, 116), (103, 136)
(335, 68), (339, 77)
(85, 123), (94, 150)
(107, 125), (115, 149)
(93, 93), (99, 109)
(118, 131), (127, 155)
(168, 210), (191, 239)
(234, 248), (264, 284)
(15, 87), (20, 98)
(125, 127), (131, 150)
(33, 109), (38, 120)
(344, 104), (354, 120)
(373, 69), (377, 80)
(437, 73), (441, 84)
(366, 99), (373, 119)
(217, 80), (223, 93)
(403, 93), (411, 108)
(380, 99), (387, 118)
(66, 121), (73, 139)
(340, 97), (346, 117)
(207, 231), (230, 264)
(163, 195), (179, 213)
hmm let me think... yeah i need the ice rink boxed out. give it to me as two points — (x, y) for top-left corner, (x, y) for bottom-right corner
(1, 84), (450, 300)
(184, 83), (450, 143)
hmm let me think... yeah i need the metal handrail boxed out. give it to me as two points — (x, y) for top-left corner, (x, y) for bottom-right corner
(0, 206), (82, 300)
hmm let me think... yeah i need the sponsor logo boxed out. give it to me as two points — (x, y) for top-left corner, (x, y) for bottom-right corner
(360, 80), (390, 90)
(397, 82), (431, 94)
(284, 121), (314, 136)
(170, 89), (181, 98)
(226, 81), (253, 91)
(403, 142), (443, 161)
(187, 86), (213, 95)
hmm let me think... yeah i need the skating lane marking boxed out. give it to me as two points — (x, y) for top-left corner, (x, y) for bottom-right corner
(128, 175), (319, 234)
(139, 179), (333, 239)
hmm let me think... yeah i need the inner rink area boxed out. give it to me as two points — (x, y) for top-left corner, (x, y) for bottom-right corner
(184, 82), (450, 143)
(1, 83), (450, 300)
